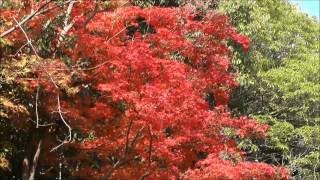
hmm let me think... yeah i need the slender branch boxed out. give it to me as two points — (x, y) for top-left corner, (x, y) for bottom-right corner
(12, 17), (39, 58)
(147, 126), (153, 164)
(129, 126), (145, 151)
(80, 61), (109, 71)
(12, 16), (45, 131)
(45, 69), (59, 89)
(0, 0), (53, 38)
(82, 3), (99, 28)
(103, 160), (121, 180)
(29, 119), (56, 127)
(50, 142), (66, 152)
(14, 42), (29, 56)
(37, 63), (72, 152)
(106, 27), (127, 43)
(0, 0), (79, 38)
(50, 95), (72, 152)
(57, 95), (72, 142)
(59, 162), (62, 180)
(29, 140), (42, 180)
(35, 85), (40, 128)
(125, 119), (133, 154)
(139, 171), (150, 180)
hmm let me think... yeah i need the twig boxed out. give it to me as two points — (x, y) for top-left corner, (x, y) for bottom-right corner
(50, 142), (66, 152)
(106, 27), (127, 43)
(41, 66), (59, 90)
(14, 42), (29, 56)
(29, 119), (56, 127)
(80, 61), (109, 71)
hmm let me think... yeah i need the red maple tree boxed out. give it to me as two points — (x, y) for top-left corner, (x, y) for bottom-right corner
(1, 1), (289, 179)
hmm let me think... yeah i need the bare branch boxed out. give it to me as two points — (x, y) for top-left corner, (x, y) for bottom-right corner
(35, 83), (40, 128)
(106, 27), (127, 44)
(12, 17), (40, 58)
(0, 0), (80, 38)
(50, 95), (72, 152)
(0, 0), (53, 38)
(29, 140), (42, 180)
(14, 42), (29, 56)
(12, 16), (45, 131)
(80, 61), (109, 71)
(103, 160), (121, 180)
(82, 3), (99, 28)
(36, 85), (40, 128)
(57, 95), (72, 142)
(29, 119), (56, 127)
(147, 126), (152, 164)
(125, 119), (133, 154)
(139, 171), (150, 180)
(58, 162), (62, 180)
(129, 126), (145, 151)
(50, 141), (66, 152)
(37, 66), (72, 152)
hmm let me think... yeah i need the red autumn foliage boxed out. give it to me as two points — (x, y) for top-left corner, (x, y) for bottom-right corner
(2, 1), (288, 179)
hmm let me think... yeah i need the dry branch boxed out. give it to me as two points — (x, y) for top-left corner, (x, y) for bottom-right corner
(0, 0), (53, 38)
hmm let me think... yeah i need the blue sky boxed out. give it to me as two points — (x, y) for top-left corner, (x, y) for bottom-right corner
(290, 0), (320, 20)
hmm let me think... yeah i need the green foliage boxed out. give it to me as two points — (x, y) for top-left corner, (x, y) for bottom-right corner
(292, 151), (320, 179)
(269, 120), (294, 153)
(259, 54), (320, 126)
(295, 126), (320, 149)
(251, 115), (320, 178)
(252, 115), (294, 156)
(132, 0), (181, 7)
(218, 0), (320, 178)
(219, 0), (319, 73)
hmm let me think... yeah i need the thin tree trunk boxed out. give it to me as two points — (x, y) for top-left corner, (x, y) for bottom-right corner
(22, 140), (42, 180)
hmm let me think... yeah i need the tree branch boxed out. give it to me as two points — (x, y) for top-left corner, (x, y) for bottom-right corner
(125, 119), (133, 154)
(147, 126), (153, 164)
(0, 0), (53, 38)
(29, 140), (42, 180)
(50, 95), (72, 152)
(56, 0), (77, 49)
(12, 17), (39, 57)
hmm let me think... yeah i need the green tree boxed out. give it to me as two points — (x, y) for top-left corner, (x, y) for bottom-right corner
(218, 0), (320, 178)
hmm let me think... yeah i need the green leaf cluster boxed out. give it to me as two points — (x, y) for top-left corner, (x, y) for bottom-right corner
(218, 0), (320, 178)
